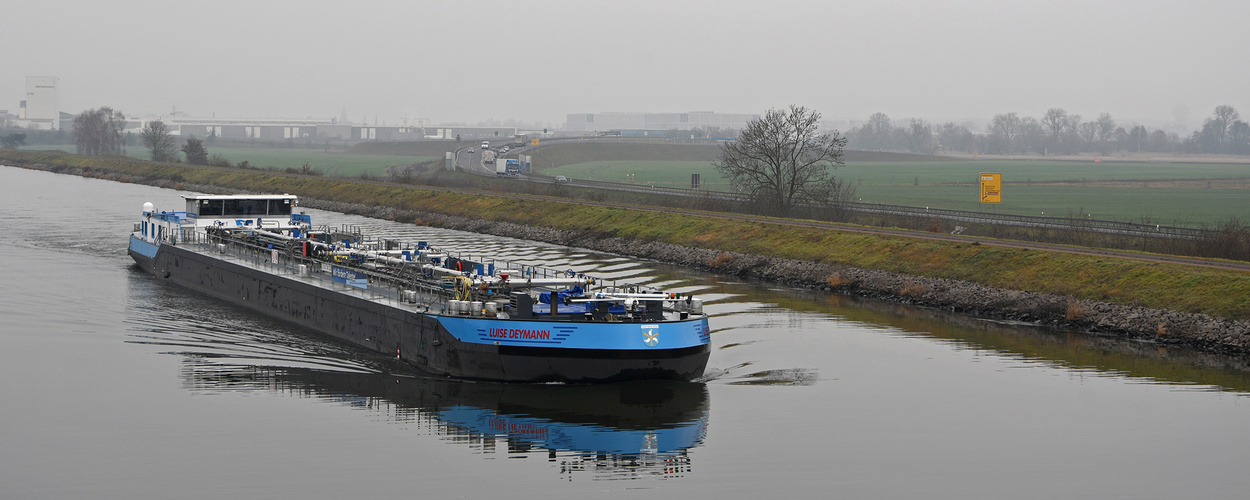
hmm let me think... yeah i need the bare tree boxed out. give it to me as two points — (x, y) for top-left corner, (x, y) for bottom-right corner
(1095, 113), (1116, 142)
(906, 119), (937, 154)
(1114, 126), (1129, 150)
(714, 105), (849, 216)
(938, 122), (974, 152)
(141, 120), (178, 161)
(850, 112), (894, 151)
(1128, 125), (1149, 152)
(1211, 105), (1240, 143)
(1078, 121), (1098, 148)
(1094, 113), (1116, 154)
(73, 107), (126, 156)
(1019, 117), (1045, 154)
(987, 112), (1020, 154)
(1230, 120), (1250, 154)
(1195, 105), (1243, 152)
(1148, 129), (1174, 153)
(1041, 108), (1069, 152)
(181, 138), (209, 165)
(1065, 114), (1083, 153)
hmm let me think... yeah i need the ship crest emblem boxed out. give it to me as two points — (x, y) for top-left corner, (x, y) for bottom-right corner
(641, 432), (658, 454)
(642, 325), (659, 347)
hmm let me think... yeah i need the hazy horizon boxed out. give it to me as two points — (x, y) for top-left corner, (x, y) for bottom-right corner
(5, 0), (1248, 130)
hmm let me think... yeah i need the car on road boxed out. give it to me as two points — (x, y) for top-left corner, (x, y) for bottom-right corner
(554, 175), (568, 183)
(467, 148), (474, 153)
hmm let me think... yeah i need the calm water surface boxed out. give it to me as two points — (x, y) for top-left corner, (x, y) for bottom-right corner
(3, 166), (1250, 499)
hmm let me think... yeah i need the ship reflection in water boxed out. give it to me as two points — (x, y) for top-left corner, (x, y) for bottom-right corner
(180, 360), (709, 480)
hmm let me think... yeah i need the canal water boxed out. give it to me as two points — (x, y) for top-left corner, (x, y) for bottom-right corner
(3, 165), (1250, 499)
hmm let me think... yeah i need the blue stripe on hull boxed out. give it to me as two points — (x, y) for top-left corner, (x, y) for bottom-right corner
(128, 235), (160, 258)
(435, 315), (711, 351)
(438, 405), (707, 454)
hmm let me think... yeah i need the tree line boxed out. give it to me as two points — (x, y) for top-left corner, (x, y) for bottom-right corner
(69, 107), (210, 165)
(56, 104), (1250, 161)
(846, 105), (1250, 156)
(65, 106), (337, 176)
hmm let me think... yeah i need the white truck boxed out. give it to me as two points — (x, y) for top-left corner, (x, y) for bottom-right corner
(481, 150), (497, 164)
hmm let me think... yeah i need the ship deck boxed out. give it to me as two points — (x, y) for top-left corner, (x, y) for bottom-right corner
(168, 229), (695, 323)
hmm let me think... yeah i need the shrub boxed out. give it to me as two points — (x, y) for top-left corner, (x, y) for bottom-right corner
(707, 253), (736, 268)
(899, 281), (929, 296)
(826, 272), (856, 288)
(1065, 299), (1089, 321)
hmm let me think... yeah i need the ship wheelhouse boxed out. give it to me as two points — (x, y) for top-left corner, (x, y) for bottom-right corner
(183, 194), (298, 228)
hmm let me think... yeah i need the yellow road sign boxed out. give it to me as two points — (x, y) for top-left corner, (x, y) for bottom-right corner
(980, 173), (1002, 203)
(531, 138), (540, 146)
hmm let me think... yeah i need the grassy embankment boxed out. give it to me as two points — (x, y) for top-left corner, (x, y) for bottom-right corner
(4, 148), (1249, 321)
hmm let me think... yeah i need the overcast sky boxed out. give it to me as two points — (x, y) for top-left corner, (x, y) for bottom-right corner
(5, 0), (1247, 130)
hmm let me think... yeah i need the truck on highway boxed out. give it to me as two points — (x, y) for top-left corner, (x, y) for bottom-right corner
(482, 150), (496, 164)
(495, 158), (520, 175)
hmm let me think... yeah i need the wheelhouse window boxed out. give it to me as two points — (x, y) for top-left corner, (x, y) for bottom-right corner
(223, 199), (268, 216)
(267, 199), (292, 216)
(193, 197), (294, 217)
(198, 199), (224, 216)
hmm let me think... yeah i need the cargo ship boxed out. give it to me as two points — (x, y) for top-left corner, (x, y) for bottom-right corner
(127, 194), (711, 382)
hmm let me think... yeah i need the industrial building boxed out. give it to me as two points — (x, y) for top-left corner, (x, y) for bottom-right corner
(137, 117), (517, 143)
(17, 76), (59, 130)
(563, 111), (759, 134)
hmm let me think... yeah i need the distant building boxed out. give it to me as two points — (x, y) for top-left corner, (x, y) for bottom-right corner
(17, 76), (59, 130)
(158, 116), (336, 140)
(564, 111), (760, 134)
(327, 125), (517, 141)
(159, 118), (516, 142)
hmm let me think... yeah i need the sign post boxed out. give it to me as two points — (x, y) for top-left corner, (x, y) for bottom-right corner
(980, 173), (1002, 204)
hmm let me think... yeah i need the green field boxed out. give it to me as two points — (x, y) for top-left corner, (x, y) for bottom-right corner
(541, 156), (1250, 226)
(542, 160), (726, 187)
(193, 147), (432, 177)
(21, 144), (429, 178)
(841, 160), (1250, 225)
